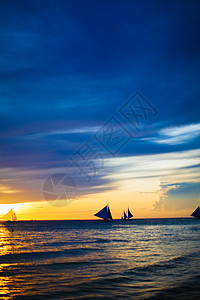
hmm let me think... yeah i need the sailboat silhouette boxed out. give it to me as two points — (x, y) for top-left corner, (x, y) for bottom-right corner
(121, 208), (133, 220)
(191, 206), (200, 219)
(94, 204), (113, 221)
(121, 210), (127, 220)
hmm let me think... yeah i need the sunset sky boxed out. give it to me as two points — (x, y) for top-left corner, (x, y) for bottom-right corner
(0, 0), (199, 220)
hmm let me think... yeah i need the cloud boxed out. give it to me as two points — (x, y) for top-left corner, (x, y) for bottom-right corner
(27, 126), (100, 139)
(144, 123), (200, 145)
(153, 182), (200, 212)
(94, 148), (200, 205)
(160, 124), (200, 137)
(0, 183), (21, 194)
(0, 147), (199, 207)
(0, 0), (200, 214)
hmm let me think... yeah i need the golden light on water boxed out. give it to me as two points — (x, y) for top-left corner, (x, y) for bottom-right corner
(0, 224), (22, 299)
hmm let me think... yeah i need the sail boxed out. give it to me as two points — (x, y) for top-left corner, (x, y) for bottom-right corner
(107, 205), (113, 220)
(1, 209), (17, 221)
(127, 208), (133, 219)
(191, 206), (200, 218)
(94, 205), (108, 220)
(13, 212), (18, 221)
(94, 204), (112, 221)
(123, 211), (127, 220)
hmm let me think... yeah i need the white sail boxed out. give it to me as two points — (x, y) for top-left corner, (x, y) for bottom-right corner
(1, 209), (18, 221)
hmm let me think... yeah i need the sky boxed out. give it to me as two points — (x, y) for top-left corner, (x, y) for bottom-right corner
(0, 0), (199, 220)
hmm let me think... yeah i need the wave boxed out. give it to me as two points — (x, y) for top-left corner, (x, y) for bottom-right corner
(0, 246), (104, 264)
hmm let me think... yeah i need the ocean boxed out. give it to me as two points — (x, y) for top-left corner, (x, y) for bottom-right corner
(0, 218), (200, 299)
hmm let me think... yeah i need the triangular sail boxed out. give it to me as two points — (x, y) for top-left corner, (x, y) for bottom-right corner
(94, 205), (107, 220)
(13, 212), (18, 221)
(1, 209), (17, 221)
(123, 211), (127, 220)
(191, 206), (200, 218)
(127, 208), (133, 219)
(107, 205), (112, 220)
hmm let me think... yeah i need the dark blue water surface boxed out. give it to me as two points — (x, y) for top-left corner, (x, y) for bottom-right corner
(0, 218), (200, 299)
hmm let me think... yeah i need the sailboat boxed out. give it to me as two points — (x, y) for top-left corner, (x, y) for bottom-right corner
(0, 208), (18, 222)
(190, 206), (200, 219)
(121, 208), (133, 221)
(121, 210), (127, 220)
(94, 204), (113, 221)
(127, 208), (133, 220)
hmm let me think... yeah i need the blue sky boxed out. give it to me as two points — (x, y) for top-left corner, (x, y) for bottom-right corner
(0, 0), (199, 218)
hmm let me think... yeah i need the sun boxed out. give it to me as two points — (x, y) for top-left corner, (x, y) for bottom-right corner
(0, 203), (23, 216)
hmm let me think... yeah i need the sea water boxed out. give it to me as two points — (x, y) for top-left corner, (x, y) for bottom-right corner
(0, 218), (200, 299)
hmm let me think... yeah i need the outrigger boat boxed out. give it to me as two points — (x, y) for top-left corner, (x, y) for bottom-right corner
(121, 208), (133, 221)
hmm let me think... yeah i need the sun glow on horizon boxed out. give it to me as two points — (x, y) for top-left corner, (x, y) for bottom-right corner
(0, 203), (23, 216)
(0, 149), (199, 220)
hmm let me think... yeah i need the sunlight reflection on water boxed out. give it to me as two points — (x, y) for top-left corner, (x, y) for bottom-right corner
(0, 219), (200, 299)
